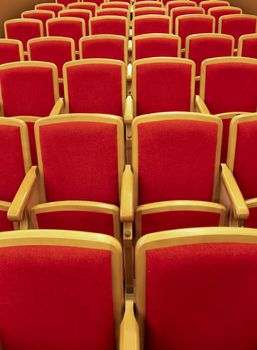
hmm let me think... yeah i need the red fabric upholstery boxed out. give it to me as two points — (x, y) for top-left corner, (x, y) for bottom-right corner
(135, 61), (193, 115)
(135, 2), (163, 8)
(97, 9), (128, 17)
(36, 210), (116, 235)
(90, 17), (127, 36)
(0, 41), (22, 64)
(22, 11), (54, 35)
(171, 8), (204, 33)
(146, 242), (257, 350)
(0, 66), (56, 117)
(134, 8), (165, 17)
(135, 36), (179, 59)
(36, 4), (63, 17)
(202, 1), (229, 13)
(137, 119), (218, 204)
(134, 16), (170, 35)
(220, 16), (257, 48)
(233, 121), (257, 199)
(245, 207), (257, 228)
(0, 210), (14, 231)
(29, 39), (73, 78)
(39, 121), (119, 204)
(59, 10), (91, 37)
(102, 3), (130, 9)
(241, 36), (257, 59)
(0, 245), (115, 350)
(68, 3), (97, 17)
(47, 19), (84, 51)
(177, 15), (214, 49)
(167, 1), (196, 15)
(0, 125), (26, 202)
(5, 20), (42, 51)
(203, 61), (257, 114)
(81, 37), (125, 61)
(66, 62), (123, 116)
(140, 210), (221, 234)
(210, 7), (242, 31)
(188, 35), (233, 75)
(56, 0), (77, 5)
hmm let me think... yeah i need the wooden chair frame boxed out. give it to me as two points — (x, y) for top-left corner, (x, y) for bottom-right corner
(89, 15), (129, 37)
(132, 14), (172, 36)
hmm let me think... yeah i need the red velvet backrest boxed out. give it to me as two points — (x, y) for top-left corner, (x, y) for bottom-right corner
(68, 3), (97, 16)
(0, 64), (58, 117)
(134, 15), (171, 35)
(134, 59), (194, 116)
(101, 3), (130, 9)
(59, 10), (91, 36)
(97, 9), (129, 17)
(36, 4), (64, 17)
(5, 20), (42, 52)
(176, 15), (214, 49)
(145, 242), (257, 350)
(232, 119), (257, 199)
(0, 245), (116, 350)
(171, 7), (204, 32)
(209, 7), (242, 31)
(134, 2), (163, 8)
(22, 11), (54, 35)
(109, 0), (130, 4)
(90, 16), (128, 36)
(134, 8), (166, 17)
(29, 39), (74, 78)
(0, 40), (23, 64)
(220, 15), (257, 48)
(187, 35), (233, 75)
(240, 36), (257, 59)
(0, 123), (27, 201)
(56, 0), (77, 6)
(134, 35), (179, 60)
(136, 118), (219, 204)
(167, 1), (196, 16)
(80, 37), (125, 61)
(47, 18), (85, 51)
(202, 59), (257, 114)
(37, 119), (121, 204)
(201, 0), (229, 12)
(65, 60), (124, 115)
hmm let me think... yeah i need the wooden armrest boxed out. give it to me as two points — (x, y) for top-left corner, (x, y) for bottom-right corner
(124, 96), (133, 125)
(195, 95), (210, 114)
(8, 166), (38, 222)
(120, 165), (134, 222)
(49, 98), (64, 116)
(119, 300), (140, 350)
(221, 163), (249, 220)
(127, 63), (132, 81)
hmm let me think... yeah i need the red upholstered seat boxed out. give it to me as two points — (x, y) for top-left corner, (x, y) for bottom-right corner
(68, 2), (97, 16)
(21, 10), (55, 35)
(59, 9), (92, 37)
(133, 34), (181, 60)
(30, 115), (125, 237)
(89, 16), (129, 36)
(134, 1), (163, 9)
(0, 39), (24, 64)
(208, 6), (242, 32)
(238, 33), (257, 59)
(35, 3), (65, 16)
(200, 0), (230, 13)
(0, 230), (124, 350)
(166, 1), (197, 16)
(133, 15), (171, 35)
(134, 7), (166, 17)
(170, 7), (204, 33)
(135, 227), (257, 350)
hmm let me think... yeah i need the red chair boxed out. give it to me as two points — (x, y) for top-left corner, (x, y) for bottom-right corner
(199, 0), (230, 13)
(89, 16), (129, 37)
(55, 0), (79, 6)
(35, 3), (65, 16)
(81, 0), (105, 7)
(0, 39), (24, 64)
(134, 227), (257, 350)
(170, 6), (204, 33)
(132, 15), (171, 36)
(175, 14), (215, 50)
(196, 57), (257, 162)
(0, 230), (128, 350)
(133, 33), (181, 60)
(166, 1), (197, 16)
(209, 6), (243, 32)
(46, 17), (86, 53)
(134, 7), (166, 16)
(109, 0), (131, 4)
(101, 2), (130, 10)
(4, 19), (43, 55)
(134, 1), (163, 8)
(21, 10), (55, 35)
(238, 33), (257, 59)
(59, 9), (92, 37)
(219, 14), (257, 49)
(97, 8), (130, 19)
(67, 2), (97, 16)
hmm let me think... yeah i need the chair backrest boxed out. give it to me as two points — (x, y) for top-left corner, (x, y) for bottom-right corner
(185, 33), (234, 76)
(199, 57), (257, 114)
(97, 8), (130, 19)
(56, 0), (78, 5)
(59, 9), (92, 36)
(35, 115), (125, 205)
(63, 59), (126, 116)
(200, 0), (230, 13)
(4, 19), (43, 54)
(136, 227), (257, 350)
(132, 57), (195, 116)
(28, 37), (75, 78)
(209, 6), (243, 32)
(0, 39), (24, 64)
(109, 0), (131, 4)
(35, 3), (65, 16)
(46, 17), (86, 51)
(68, 2), (97, 16)
(132, 112), (222, 206)
(170, 6), (204, 32)
(166, 1), (197, 16)
(134, 1), (163, 8)
(219, 14), (257, 48)
(0, 230), (123, 350)
(82, 0), (105, 7)
(0, 61), (59, 117)
(175, 14), (215, 49)
(80, 34), (127, 63)
(89, 16), (129, 36)
(101, 2), (130, 10)
(133, 33), (181, 60)
(134, 7), (166, 16)
(21, 10), (55, 35)
(132, 15), (171, 36)
(238, 33), (257, 59)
